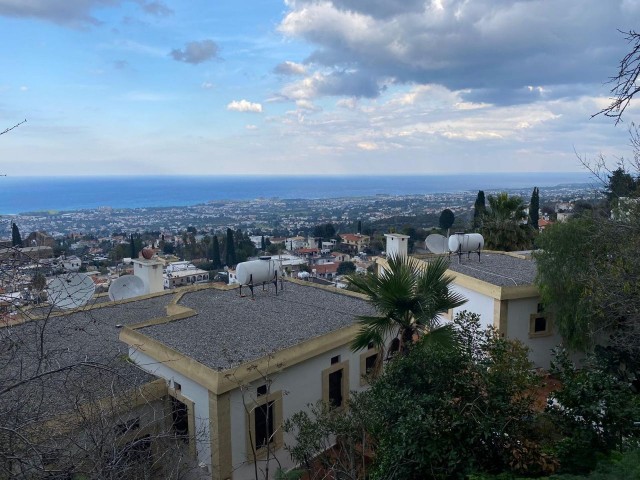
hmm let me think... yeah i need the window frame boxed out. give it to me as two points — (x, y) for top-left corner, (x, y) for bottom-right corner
(246, 389), (284, 462)
(322, 360), (349, 410)
(529, 312), (553, 338)
(359, 348), (380, 386)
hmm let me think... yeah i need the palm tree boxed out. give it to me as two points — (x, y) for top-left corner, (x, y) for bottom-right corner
(348, 255), (466, 355)
(482, 192), (533, 251)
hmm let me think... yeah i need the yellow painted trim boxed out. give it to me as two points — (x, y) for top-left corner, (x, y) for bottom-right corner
(359, 348), (380, 386)
(245, 390), (284, 463)
(493, 299), (509, 337)
(167, 387), (197, 458)
(210, 391), (232, 480)
(122, 319), (363, 396)
(529, 313), (554, 338)
(322, 360), (350, 410)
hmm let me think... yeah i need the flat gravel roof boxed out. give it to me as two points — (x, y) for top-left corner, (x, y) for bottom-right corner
(445, 253), (537, 287)
(2, 294), (174, 415)
(139, 282), (375, 370)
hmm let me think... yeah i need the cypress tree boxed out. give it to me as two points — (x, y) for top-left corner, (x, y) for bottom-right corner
(357, 220), (362, 234)
(11, 223), (22, 247)
(473, 190), (486, 230)
(130, 234), (137, 259)
(225, 228), (236, 266)
(211, 235), (222, 268)
(529, 187), (540, 230)
(261, 235), (266, 251)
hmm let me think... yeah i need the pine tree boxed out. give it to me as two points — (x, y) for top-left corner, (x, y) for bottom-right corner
(225, 228), (236, 266)
(473, 191), (486, 230)
(529, 187), (540, 230)
(11, 223), (22, 247)
(211, 235), (222, 268)
(439, 209), (455, 237)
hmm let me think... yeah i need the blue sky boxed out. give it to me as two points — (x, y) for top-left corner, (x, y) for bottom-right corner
(0, 0), (638, 176)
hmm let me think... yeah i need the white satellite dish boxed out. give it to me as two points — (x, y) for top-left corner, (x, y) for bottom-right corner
(108, 275), (146, 301)
(47, 273), (96, 310)
(425, 234), (448, 254)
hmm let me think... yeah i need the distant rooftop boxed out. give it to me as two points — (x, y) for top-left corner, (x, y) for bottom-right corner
(445, 252), (537, 287)
(138, 281), (375, 370)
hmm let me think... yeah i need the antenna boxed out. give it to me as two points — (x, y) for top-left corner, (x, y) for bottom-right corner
(108, 275), (146, 301)
(47, 272), (95, 309)
(425, 234), (448, 254)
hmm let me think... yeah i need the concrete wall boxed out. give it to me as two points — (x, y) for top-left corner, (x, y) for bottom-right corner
(128, 349), (212, 468)
(506, 297), (562, 369)
(228, 342), (369, 479)
(449, 284), (495, 329)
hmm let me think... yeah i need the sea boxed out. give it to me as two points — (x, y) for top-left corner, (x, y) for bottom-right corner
(0, 173), (594, 214)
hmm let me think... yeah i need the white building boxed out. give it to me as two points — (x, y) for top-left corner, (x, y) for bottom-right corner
(379, 235), (562, 369)
(121, 281), (376, 478)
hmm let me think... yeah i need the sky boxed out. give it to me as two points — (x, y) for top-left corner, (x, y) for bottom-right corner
(0, 0), (639, 176)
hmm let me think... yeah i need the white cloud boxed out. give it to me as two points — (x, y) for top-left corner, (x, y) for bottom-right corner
(274, 61), (307, 76)
(278, 0), (634, 104)
(201, 82), (214, 90)
(170, 40), (218, 65)
(245, 124), (258, 130)
(0, 0), (172, 28)
(227, 99), (263, 113)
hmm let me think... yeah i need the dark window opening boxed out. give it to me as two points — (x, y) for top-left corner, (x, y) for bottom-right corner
(534, 317), (547, 333)
(254, 401), (275, 449)
(367, 341), (375, 349)
(328, 369), (343, 408)
(257, 384), (267, 397)
(171, 397), (189, 442)
(365, 353), (378, 375)
(537, 303), (545, 313)
(331, 355), (340, 365)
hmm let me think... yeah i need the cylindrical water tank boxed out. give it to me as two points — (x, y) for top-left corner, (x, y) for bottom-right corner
(448, 233), (484, 253)
(236, 258), (281, 285)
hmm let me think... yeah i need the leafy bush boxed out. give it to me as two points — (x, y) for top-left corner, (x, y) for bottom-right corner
(546, 348), (640, 474)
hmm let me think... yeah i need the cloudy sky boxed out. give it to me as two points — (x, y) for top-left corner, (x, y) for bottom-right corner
(0, 0), (638, 176)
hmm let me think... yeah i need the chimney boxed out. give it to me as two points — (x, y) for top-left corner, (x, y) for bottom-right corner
(384, 233), (410, 258)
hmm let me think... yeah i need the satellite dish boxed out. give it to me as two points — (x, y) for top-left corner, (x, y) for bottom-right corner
(425, 234), (448, 254)
(108, 275), (146, 301)
(47, 273), (96, 310)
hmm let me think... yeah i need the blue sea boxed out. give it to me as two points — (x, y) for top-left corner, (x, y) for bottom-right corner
(0, 173), (593, 214)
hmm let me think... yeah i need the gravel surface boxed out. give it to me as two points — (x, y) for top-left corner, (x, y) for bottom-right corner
(140, 282), (375, 370)
(2, 294), (175, 414)
(446, 253), (537, 286)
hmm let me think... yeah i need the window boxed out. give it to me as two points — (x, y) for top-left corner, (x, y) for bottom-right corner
(254, 400), (274, 449)
(257, 384), (267, 396)
(246, 390), (284, 462)
(529, 312), (553, 337)
(331, 355), (341, 365)
(322, 360), (349, 409)
(360, 347), (380, 386)
(328, 369), (343, 407)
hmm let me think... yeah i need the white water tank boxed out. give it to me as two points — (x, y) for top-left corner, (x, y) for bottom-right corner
(236, 257), (281, 285)
(448, 233), (484, 253)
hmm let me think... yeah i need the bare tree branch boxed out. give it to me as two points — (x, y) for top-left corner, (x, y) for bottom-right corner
(594, 30), (640, 125)
(0, 119), (27, 137)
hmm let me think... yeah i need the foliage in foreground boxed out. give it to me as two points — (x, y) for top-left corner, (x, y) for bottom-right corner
(545, 348), (640, 474)
(468, 448), (640, 479)
(286, 312), (552, 480)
